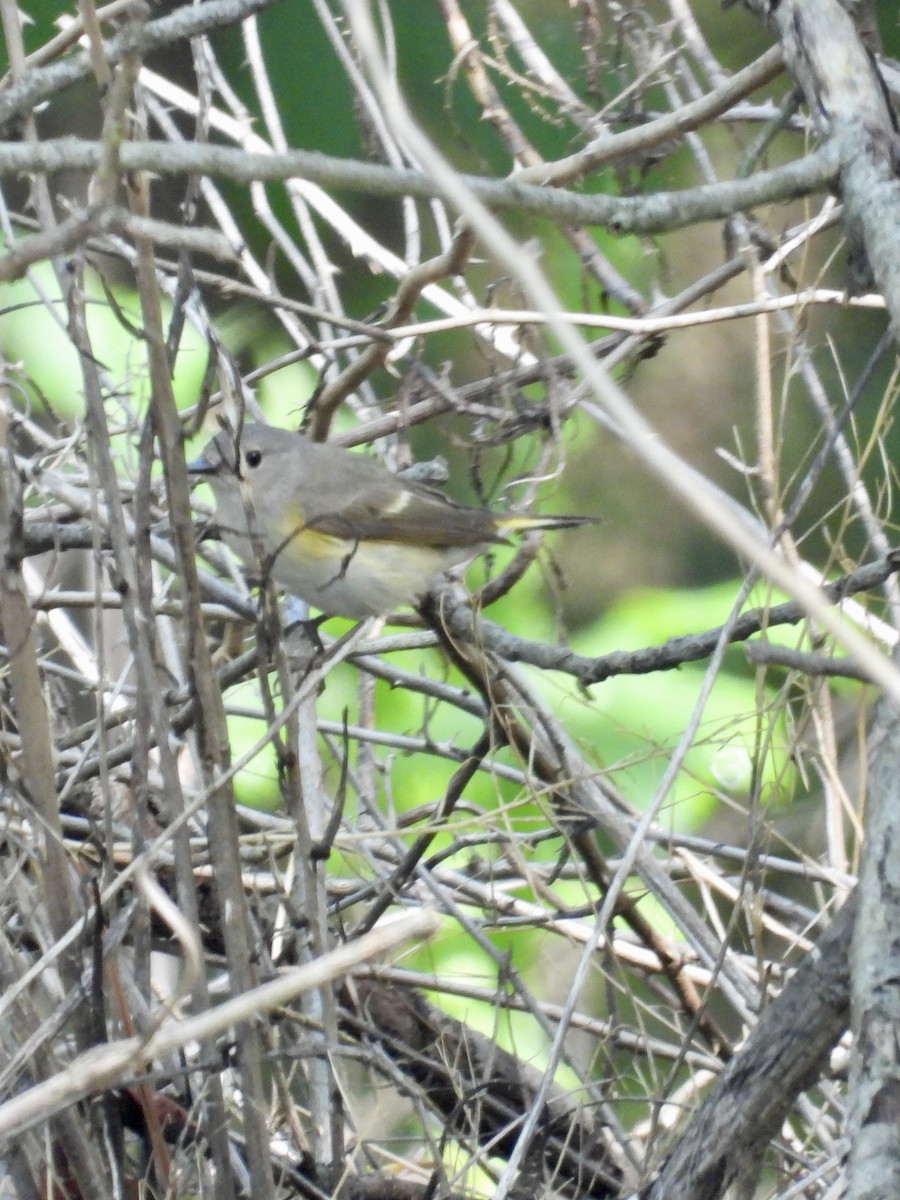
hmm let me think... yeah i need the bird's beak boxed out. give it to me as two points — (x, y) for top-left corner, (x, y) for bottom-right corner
(187, 455), (216, 477)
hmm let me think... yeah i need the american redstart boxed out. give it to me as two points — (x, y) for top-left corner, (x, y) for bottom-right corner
(189, 424), (593, 619)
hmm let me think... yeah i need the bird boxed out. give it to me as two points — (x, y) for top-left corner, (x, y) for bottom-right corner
(189, 423), (593, 619)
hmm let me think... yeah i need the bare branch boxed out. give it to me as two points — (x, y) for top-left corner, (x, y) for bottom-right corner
(0, 135), (839, 232)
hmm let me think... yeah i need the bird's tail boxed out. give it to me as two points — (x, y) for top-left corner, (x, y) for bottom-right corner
(495, 513), (596, 534)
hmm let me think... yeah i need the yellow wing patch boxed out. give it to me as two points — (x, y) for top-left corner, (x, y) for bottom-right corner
(275, 515), (352, 561)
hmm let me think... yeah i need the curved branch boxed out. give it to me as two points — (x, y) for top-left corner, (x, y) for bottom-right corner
(435, 552), (900, 685)
(742, 0), (900, 335)
(640, 893), (854, 1200)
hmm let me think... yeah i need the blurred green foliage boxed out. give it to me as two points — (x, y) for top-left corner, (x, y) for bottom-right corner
(0, 260), (207, 420)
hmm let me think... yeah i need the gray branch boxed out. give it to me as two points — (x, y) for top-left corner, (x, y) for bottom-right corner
(640, 892), (854, 1200)
(0, 0), (279, 132)
(435, 552), (900, 684)
(742, 0), (900, 333)
(847, 693), (900, 1197)
(0, 136), (838, 236)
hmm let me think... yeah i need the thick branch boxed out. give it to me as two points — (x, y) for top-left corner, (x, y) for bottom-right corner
(640, 893), (854, 1200)
(847, 695), (900, 1198)
(343, 978), (624, 1200)
(742, 0), (900, 335)
(0, 137), (838, 236)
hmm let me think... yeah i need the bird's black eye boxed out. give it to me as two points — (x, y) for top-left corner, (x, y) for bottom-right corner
(244, 449), (262, 469)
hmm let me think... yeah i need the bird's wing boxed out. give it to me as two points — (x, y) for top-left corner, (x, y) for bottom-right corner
(301, 478), (501, 548)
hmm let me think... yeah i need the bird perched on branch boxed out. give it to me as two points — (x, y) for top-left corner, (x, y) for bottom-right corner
(189, 423), (593, 619)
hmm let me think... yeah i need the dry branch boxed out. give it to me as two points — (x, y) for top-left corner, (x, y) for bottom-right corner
(344, 977), (626, 1199)
(0, 0), (896, 1196)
